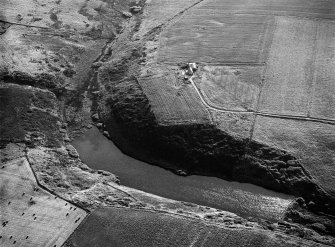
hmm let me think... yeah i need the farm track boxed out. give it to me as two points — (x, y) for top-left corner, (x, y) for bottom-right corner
(0, 19), (49, 29)
(153, 0), (335, 125)
(190, 79), (335, 126)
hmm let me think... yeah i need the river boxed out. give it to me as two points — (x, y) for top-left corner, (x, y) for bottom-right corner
(72, 127), (293, 220)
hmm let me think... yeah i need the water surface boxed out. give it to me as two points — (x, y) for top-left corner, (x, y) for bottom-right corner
(72, 127), (293, 220)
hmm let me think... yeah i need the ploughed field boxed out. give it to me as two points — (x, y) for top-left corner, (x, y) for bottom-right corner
(139, 0), (335, 197)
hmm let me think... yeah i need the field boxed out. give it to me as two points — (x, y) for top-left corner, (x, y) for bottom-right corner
(148, 0), (335, 124)
(252, 116), (335, 197)
(139, 0), (201, 33)
(211, 111), (255, 140)
(310, 21), (335, 120)
(66, 207), (319, 247)
(258, 17), (335, 120)
(195, 66), (263, 111)
(258, 17), (316, 116)
(155, 0), (335, 119)
(157, 0), (335, 65)
(139, 66), (211, 124)
(199, 0), (335, 19)
(159, 14), (271, 64)
(143, 0), (335, 200)
(0, 157), (86, 247)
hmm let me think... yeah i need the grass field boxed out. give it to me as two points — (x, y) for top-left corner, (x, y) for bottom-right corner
(0, 157), (86, 247)
(253, 116), (335, 197)
(139, 67), (211, 124)
(199, 0), (335, 18)
(258, 17), (316, 117)
(159, 14), (271, 64)
(212, 111), (255, 140)
(139, 0), (200, 33)
(157, 0), (335, 65)
(310, 20), (335, 120)
(195, 66), (263, 111)
(153, 0), (335, 121)
(66, 207), (319, 247)
(259, 17), (335, 120)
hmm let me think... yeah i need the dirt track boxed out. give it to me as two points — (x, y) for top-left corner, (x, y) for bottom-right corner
(191, 78), (335, 126)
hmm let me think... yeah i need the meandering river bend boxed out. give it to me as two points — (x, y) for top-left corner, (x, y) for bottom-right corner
(72, 127), (293, 220)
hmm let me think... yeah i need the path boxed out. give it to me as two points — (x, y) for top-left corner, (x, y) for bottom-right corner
(190, 79), (335, 126)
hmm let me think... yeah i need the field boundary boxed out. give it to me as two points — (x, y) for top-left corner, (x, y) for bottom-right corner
(0, 156), (88, 247)
(159, 62), (266, 66)
(24, 151), (90, 213)
(24, 153), (91, 246)
(307, 22), (319, 118)
(81, 205), (258, 231)
(66, 205), (330, 247)
(248, 16), (278, 141)
(190, 79), (335, 126)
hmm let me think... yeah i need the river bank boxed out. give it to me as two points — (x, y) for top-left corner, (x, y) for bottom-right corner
(72, 127), (293, 221)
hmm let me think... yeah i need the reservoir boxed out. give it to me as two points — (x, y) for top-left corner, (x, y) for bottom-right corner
(72, 127), (293, 220)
